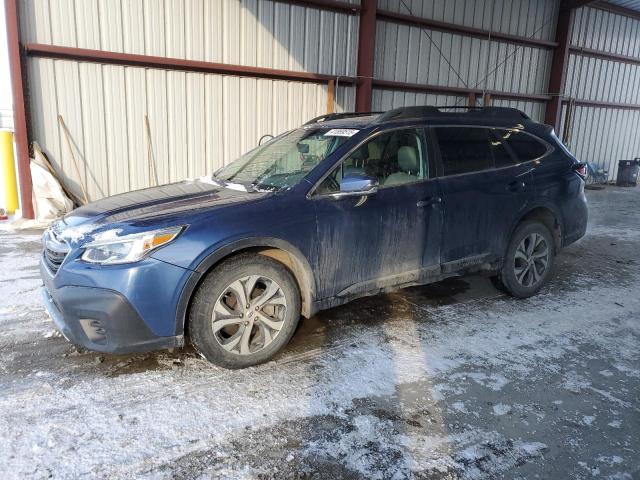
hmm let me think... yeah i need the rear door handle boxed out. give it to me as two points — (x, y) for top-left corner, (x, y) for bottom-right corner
(507, 181), (526, 192)
(417, 197), (442, 208)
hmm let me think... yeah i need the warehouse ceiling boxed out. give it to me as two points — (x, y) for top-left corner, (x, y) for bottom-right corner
(603, 0), (640, 12)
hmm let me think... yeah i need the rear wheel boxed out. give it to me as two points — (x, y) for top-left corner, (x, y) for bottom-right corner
(188, 254), (301, 368)
(492, 221), (555, 298)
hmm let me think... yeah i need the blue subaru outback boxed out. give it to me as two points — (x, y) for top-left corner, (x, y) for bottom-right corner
(40, 106), (588, 368)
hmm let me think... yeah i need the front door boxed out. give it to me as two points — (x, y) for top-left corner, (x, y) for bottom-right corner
(310, 127), (441, 299)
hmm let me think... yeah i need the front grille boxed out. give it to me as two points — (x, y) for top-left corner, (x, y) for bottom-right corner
(43, 229), (70, 274)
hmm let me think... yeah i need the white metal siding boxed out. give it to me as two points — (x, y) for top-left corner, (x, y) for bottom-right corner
(27, 57), (355, 200)
(562, 6), (640, 180)
(560, 104), (640, 180)
(374, 20), (552, 95)
(19, 0), (359, 76)
(371, 90), (464, 110)
(565, 54), (640, 104)
(376, 0), (560, 41)
(491, 99), (545, 122)
(372, 0), (558, 116)
(572, 5), (640, 56)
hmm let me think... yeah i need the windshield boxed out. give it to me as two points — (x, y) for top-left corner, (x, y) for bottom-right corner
(213, 128), (350, 191)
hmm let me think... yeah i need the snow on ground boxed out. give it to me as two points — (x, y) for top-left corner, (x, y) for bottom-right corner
(0, 187), (639, 479)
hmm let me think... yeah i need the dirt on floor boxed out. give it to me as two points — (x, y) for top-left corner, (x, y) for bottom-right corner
(0, 187), (638, 479)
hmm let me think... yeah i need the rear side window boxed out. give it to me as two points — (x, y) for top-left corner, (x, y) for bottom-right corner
(488, 130), (516, 168)
(501, 130), (549, 162)
(434, 127), (493, 176)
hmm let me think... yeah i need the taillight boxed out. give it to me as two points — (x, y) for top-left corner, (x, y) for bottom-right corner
(573, 163), (587, 178)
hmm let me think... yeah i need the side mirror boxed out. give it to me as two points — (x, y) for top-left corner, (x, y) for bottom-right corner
(339, 173), (379, 195)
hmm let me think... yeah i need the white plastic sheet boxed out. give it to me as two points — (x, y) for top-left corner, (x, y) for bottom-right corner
(9, 148), (75, 230)
(30, 148), (73, 221)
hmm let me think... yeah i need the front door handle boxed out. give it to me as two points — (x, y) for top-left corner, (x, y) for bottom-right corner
(417, 197), (442, 208)
(507, 180), (526, 192)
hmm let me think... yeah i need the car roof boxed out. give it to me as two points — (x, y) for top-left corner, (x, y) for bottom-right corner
(303, 106), (544, 131)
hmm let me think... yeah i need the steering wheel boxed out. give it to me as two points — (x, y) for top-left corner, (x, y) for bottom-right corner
(258, 134), (275, 145)
(315, 175), (340, 195)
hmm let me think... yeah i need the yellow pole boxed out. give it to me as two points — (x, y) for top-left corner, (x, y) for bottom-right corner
(0, 130), (20, 214)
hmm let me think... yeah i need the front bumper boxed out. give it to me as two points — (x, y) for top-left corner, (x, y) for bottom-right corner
(40, 285), (183, 354)
(40, 255), (186, 354)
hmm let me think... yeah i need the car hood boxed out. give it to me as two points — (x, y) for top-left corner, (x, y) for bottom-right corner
(54, 179), (269, 245)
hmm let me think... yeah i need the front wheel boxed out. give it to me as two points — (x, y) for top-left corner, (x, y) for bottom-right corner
(492, 221), (555, 298)
(188, 254), (301, 368)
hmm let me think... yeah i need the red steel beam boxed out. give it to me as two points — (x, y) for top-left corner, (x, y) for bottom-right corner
(562, 0), (597, 10)
(4, 0), (34, 219)
(544, 7), (575, 130)
(371, 79), (551, 102)
(563, 98), (640, 111)
(377, 9), (559, 50)
(355, 0), (377, 111)
(570, 45), (640, 66)
(273, 0), (360, 14)
(24, 44), (357, 85)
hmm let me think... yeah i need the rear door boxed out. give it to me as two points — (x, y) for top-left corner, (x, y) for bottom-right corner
(433, 126), (535, 269)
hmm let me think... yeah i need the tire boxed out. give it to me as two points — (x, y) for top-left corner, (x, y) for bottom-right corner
(492, 220), (555, 298)
(188, 254), (301, 369)
(489, 275), (509, 293)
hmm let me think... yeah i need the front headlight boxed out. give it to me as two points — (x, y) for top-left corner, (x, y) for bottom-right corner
(80, 226), (184, 265)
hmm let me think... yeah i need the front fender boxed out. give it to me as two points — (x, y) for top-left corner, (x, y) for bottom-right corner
(173, 236), (317, 334)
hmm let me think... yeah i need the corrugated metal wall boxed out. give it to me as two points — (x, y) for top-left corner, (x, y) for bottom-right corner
(371, 0), (559, 121)
(19, 0), (359, 75)
(561, 6), (640, 180)
(18, 0), (640, 199)
(20, 0), (358, 200)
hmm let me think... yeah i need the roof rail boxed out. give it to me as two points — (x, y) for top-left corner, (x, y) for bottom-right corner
(303, 111), (383, 125)
(375, 106), (530, 123)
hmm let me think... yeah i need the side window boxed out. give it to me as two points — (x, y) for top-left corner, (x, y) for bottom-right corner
(434, 127), (493, 176)
(489, 129), (519, 168)
(502, 130), (549, 162)
(316, 129), (427, 194)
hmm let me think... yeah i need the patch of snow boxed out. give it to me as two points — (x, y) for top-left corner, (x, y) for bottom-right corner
(613, 363), (640, 379)
(448, 372), (510, 392)
(90, 228), (125, 243)
(582, 415), (596, 426)
(492, 404), (511, 416)
(596, 455), (624, 465)
(608, 420), (622, 428)
(57, 223), (98, 242)
(518, 442), (548, 457)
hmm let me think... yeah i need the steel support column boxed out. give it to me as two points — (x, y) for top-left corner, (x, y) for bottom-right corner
(545, 1), (596, 131)
(544, 7), (574, 131)
(355, 0), (377, 112)
(4, 0), (34, 218)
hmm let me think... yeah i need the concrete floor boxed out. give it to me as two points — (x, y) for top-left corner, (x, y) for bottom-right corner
(0, 187), (638, 479)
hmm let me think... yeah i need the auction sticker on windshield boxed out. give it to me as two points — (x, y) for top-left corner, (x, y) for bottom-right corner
(324, 129), (359, 137)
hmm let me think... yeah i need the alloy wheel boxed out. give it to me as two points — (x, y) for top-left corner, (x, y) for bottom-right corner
(513, 233), (549, 288)
(211, 275), (288, 355)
